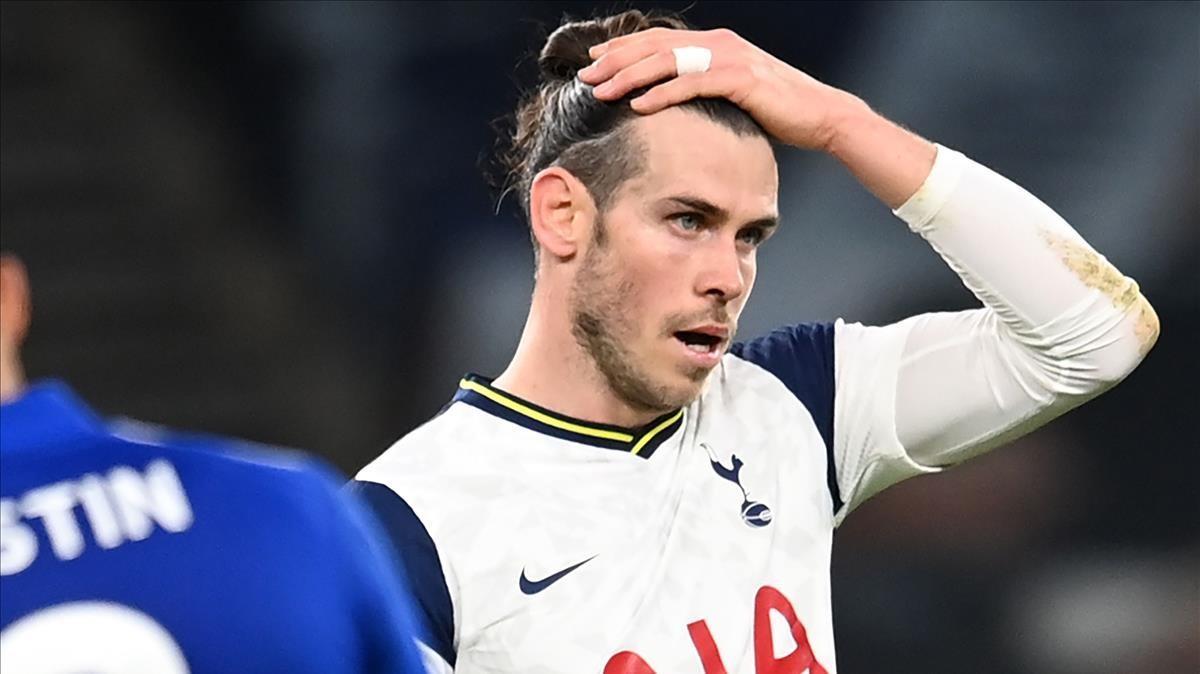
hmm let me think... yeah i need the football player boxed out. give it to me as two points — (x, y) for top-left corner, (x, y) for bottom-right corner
(0, 253), (428, 673)
(352, 10), (1158, 673)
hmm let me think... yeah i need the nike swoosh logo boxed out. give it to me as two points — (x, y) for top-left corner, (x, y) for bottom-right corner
(519, 555), (596, 595)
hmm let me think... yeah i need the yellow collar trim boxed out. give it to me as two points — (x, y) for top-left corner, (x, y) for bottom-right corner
(458, 378), (684, 452)
(631, 409), (685, 456)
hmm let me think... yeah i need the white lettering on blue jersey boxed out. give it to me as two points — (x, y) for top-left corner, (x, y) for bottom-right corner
(2, 382), (429, 674)
(1, 460), (193, 576)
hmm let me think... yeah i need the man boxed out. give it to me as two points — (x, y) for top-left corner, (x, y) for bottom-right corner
(351, 11), (1159, 673)
(0, 254), (428, 673)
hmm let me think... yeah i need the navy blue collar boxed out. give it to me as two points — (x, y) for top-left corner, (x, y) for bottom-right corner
(1, 381), (106, 454)
(452, 374), (684, 459)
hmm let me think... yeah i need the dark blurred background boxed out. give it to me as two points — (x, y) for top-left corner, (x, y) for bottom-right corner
(1, 1), (1196, 672)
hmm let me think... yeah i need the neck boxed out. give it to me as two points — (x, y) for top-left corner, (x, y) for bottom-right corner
(493, 284), (661, 428)
(0, 353), (26, 405)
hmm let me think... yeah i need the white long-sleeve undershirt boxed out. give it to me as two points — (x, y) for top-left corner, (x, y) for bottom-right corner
(833, 146), (1157, 520)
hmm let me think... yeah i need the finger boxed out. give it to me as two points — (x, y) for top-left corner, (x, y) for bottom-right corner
(589, 26), (680, 59)
(629, 68), (742, 114)
(578, 39), (660, 85)
(591, 51), (678, 100)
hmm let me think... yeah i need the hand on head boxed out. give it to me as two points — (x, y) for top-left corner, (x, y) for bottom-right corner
(577, 24), (869, 153)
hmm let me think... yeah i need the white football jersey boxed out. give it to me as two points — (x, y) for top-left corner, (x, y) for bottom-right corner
(354, 319), (941, 674)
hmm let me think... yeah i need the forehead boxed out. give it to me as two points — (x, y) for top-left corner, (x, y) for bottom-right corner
(622, 108), (778, 215)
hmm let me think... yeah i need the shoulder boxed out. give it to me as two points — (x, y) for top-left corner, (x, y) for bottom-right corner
(719, 320), (838, 467)
(724, 321), (837, 420)
(727, 321), (836, 386)
(354, 401), (518, 554)
(111, 417), (326, 472)
(100, 418), (350, 517)
(358, 401), (514, 488)
(349, 421), (467, 669)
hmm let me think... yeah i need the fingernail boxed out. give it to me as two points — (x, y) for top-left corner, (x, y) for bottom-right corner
(594, 81), (614, 96)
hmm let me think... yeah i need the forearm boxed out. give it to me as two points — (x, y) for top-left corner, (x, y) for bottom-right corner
(823, 99), (938, 210)
(899, 147), (1158, 355)
(888, 147), (1159, 464)
(819, 91), (1157, 354)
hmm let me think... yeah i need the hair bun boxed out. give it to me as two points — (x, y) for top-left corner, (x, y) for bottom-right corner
(537, 21), (608, 83)
(537, 10), (687, 84)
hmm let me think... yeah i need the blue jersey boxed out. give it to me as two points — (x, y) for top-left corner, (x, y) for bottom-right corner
(0, 382), (428, 674)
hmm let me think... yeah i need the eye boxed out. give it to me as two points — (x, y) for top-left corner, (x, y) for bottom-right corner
(737, 226), (767, 247)
(671, 212), (703, 232)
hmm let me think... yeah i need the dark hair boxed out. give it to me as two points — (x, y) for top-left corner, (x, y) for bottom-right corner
(498, 9), (768, 224)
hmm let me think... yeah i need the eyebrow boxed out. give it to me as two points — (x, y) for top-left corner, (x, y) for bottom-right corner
(664, 195), (779, 231)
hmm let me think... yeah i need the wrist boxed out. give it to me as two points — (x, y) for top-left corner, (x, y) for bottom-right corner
(818, 93), (938, 209)
(819, 91), (874, 156)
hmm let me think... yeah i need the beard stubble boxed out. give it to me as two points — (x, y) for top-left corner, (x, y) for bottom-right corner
(568, 224), (728, 416)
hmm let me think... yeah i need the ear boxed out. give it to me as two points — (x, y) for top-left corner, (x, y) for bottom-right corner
(0, 254), (32, 350)
(528, 167), (596, 261)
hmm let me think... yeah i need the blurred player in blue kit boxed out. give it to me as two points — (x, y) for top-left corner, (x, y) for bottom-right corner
(350, 10), (1160, 674)
(0, 253), (428, 673)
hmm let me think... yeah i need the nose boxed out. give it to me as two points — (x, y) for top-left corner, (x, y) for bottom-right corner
(696, 238), (746, 303)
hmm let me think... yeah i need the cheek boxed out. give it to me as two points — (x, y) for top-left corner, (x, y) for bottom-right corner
(608, 242), (681, 306)
(603, 220), (697, 334)
(615, 268), (656, 325)
(588, 252), (649, 329)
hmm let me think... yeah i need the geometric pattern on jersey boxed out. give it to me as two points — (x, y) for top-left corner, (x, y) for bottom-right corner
(1, 381), (426, 674)
(356, 322), (854, 673)
(729, 321), (840, 512)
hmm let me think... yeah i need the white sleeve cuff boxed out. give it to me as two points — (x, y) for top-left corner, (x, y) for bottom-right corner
(892, 144), (969, 234)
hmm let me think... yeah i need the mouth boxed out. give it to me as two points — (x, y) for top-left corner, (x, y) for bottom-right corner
(672, 325), (729, 363)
